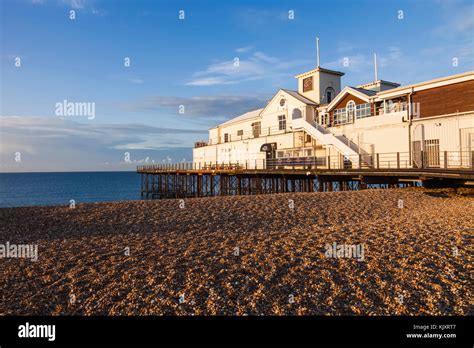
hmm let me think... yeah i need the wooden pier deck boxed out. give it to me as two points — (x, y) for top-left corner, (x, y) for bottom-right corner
(137, 165), (474, 199)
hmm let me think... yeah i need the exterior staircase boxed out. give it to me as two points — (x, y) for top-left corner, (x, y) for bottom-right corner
(292, 118), (359, 157)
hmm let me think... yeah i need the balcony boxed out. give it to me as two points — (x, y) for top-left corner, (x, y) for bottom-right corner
(194, 141), (208, 148)
(328, 101), (408, 127)
(378, 101), (408, 115)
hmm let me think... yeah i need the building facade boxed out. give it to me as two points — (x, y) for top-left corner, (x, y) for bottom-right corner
(193, 67), (474, 170)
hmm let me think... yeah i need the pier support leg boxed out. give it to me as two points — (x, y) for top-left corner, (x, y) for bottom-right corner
(328, 181), (333, 192)
(318, 178), (324, 192)
(145, 174), (149, 198)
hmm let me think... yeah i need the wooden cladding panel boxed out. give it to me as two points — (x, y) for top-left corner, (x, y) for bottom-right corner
(412, 80), (474, 118)
(332, 93), (367, 110)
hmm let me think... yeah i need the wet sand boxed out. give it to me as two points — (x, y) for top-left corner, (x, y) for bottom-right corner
(0, 188), (472, 315)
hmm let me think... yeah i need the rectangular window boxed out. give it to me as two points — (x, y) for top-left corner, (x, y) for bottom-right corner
(237, 130), (243, 136)
(424, 139), (440, 167)
(224, 133), (229, 143)
(277, 151), (284, 158)
(252, 122), (261, 138)
(355, 103), (372, 119)
(333, 108), (347, 125)
(305, 149), (312, 156)
(319, 113), (328, 126)
(278, 115), (286, 131)
(298, 134), (304, 144)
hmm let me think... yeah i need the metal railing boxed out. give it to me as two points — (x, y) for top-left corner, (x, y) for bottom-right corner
(200, 125), (293, 147)
(380, 101), (408, 115)
(138, 151), (474, 172)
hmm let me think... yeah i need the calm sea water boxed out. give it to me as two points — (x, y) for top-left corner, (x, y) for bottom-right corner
(0, 172), (141, 208)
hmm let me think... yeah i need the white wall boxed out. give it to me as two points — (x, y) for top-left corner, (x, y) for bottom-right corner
(194, 90), (315, 167)
(193, 132), (297, 169)
(411, 113), (474, 167)
(412, 113), (474, 152)
(329, 112), (410, 154)
(194, 99), (474, 170)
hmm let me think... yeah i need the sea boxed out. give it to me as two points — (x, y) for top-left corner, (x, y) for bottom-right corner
(0, 172), (141, 208)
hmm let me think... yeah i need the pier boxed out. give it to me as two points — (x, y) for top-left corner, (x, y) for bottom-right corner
(137, 151), (474, 199)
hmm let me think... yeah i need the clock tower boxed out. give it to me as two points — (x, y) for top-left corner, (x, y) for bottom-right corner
(295, 37), (344, 104)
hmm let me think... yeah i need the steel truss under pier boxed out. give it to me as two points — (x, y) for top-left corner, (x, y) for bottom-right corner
(137, 167), (474, 199)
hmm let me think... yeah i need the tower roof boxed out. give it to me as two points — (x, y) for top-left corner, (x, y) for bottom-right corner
(295, 67), (345, 79)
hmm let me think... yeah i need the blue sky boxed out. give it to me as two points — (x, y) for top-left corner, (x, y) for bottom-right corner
(1, 0), (473, 171)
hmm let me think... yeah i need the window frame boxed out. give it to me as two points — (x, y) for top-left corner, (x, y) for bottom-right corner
(325, 87), (335, 103)
(355, 103), (371, 119)
(333, 107), (347, 125)
(278, 115), (286, 131)
(346, 100), (356, 122)
(251, 121), (261, 138)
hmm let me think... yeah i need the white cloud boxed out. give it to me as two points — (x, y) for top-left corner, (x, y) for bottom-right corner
(186, 77), (233, 86)
(128, 78), (144, 84)
(63, 0), (86, 9)
(186, 51), (311, 86)
(378, 47), (403, 68)
(251, 51), (278, 63)
(432, 0), (474, 37)
(236, 46), (253, 53)
(122, 95), (268, 119)
(32, 0), (106, 15)
(0, 116), (205, 171)
(325, 54), (372, 74)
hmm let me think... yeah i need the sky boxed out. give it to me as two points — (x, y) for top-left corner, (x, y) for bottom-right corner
(1, 0), (473, 172)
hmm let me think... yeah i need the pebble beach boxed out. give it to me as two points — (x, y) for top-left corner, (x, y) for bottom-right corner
(0, 188), (472, 315)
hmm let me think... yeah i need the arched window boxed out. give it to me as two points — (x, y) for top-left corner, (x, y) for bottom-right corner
(325, 87), (335, 103)
(346, 100), (355, 122)
(292, 108), (302, 119)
